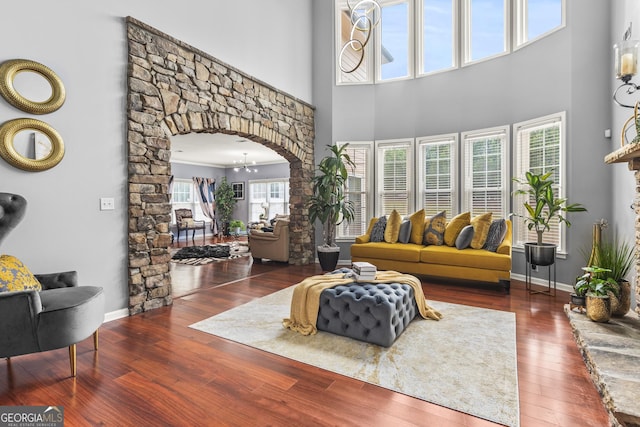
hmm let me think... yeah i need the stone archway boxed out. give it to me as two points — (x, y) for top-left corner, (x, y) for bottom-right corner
(125, 17), (315, 314)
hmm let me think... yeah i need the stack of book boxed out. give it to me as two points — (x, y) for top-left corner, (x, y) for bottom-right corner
(352, 261), (377, 281)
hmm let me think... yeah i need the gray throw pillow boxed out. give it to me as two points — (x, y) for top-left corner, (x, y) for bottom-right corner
(397, 220), (412, 244)
(455, 225), (474, 249)
(484, 219), (507, 252)
(369, 216), (387, 242)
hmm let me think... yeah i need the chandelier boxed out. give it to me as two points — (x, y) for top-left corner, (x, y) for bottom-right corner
(233, 152), (257, 173)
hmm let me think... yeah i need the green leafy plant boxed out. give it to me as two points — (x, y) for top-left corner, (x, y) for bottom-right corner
(214, 177), (237, 235)
(512, 170), (587, 244)
(307, 144), (356, 247)
(575, 266), (619, 298)
(596, 235), (636, 283)
(229, 219), (245, 230)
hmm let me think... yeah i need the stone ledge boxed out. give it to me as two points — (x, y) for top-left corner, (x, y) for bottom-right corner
(565, 305), (640, 427)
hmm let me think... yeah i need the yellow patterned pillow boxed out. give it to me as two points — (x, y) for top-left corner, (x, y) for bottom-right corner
(444, 212), (470, 246)
(423, 211), (447, 245)
(409, 209), (426, 245)
(0, 255), (42, 293)
(384, 210), (402, 243)
(470, 213), (493, 249)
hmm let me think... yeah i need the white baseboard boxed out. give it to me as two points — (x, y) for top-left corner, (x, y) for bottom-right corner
(104, 308), (129, 322)
(510, 273), (572, 293)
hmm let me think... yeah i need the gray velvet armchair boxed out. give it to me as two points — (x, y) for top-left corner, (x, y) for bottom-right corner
(0, 193), (105, 377)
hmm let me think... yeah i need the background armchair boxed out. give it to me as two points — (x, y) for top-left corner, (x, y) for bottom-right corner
(175, 208), (206, 244)
(249, 219), (290, 262)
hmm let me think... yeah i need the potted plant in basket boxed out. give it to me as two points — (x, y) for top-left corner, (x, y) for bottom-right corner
(512, 170), (587, 266)
(214, 177), (237, 237)
(575, 266), (619, 323)
(307, 144), (356, 271)
(596, 235), (636, 316)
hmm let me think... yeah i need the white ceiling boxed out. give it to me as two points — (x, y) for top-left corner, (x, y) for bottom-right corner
(169, 133), (287, 168)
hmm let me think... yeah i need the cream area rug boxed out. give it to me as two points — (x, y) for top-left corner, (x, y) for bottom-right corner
(190, 286), (519, 427)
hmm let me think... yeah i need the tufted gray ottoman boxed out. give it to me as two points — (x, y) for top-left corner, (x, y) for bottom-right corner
(316, 283), (418, 347)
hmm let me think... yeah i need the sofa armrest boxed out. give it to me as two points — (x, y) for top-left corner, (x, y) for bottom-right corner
(0, 290), (42, 357)
(34, 271), (78, 289)
(250, 231), (280, 242)
(355, 235), (369, 244)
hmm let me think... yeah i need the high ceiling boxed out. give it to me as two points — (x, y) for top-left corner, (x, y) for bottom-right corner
(169, 133), (287, 168)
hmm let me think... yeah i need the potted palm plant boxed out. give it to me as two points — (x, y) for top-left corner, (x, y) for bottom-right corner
(575, 266), (619, 322)
(308, 144), (356, 271)
(596, 235), (636, 316)
(512, 170), (587, 266)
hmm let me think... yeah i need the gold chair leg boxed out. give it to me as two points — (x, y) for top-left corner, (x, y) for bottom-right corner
(93, 329), (99, 351)
(69, 344), (77, 377)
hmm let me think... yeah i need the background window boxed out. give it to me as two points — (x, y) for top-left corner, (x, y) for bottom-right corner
(461, 127), (509, 217)
(417, 135), (457, 216)
(513, 112), (565, 250)
(171, 179), (207, 223)
(380, 0), (411, 80)
(249, 180), (290, 222)
(337, 142), (373, 239)
(421, 0), (455, 74)
(376, 140), (413, 216)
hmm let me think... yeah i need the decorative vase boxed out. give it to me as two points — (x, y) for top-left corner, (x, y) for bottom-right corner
(586, 295), (611, 323)
(586, 222), (602, 267)
(612, 280), (631, 317)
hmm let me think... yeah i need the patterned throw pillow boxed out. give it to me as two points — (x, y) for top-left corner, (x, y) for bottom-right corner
(455, 225), (475, 250)
(0, 255), (42, 293)
(369, 216), (387, 242)
(409, 209), (426, 245)
(423, 211), (446, 246)
(398, 220), (412, 244)
(444, 212), (470, 246)
(484, 219), (507, 252)
(470, 212), (493, 249)
(384, 210), (402, 243)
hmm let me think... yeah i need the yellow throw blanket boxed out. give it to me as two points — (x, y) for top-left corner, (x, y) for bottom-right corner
(282, 270), (442, 336)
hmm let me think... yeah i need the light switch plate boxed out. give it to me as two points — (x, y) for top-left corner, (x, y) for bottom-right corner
(100, 197), (115, 211)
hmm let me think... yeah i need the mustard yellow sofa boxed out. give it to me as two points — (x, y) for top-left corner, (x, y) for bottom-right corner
(351, 218), (512, 292)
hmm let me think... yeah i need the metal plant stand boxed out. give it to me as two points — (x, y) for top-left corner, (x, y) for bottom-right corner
(525, 243), (557, 296)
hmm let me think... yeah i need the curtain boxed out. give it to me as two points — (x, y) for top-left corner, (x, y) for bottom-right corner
(193, 177), (218, 235)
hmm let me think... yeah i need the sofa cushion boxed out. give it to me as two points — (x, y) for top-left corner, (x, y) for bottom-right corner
(384, 210), (402, 243)
(409, 209), (425, 245)
(423, 211), (446, 246)
(0, 255), (42, 293)
(370, 216), (387, 242)
(455, 225), (474, 250)
(420, 245), (511, 271)
(351, 242), (423, 263)
(398, 220), (412, 244)
(484, 219), (508, 252)
(444, 212), (470, 246)
(470, 213), (493, 249)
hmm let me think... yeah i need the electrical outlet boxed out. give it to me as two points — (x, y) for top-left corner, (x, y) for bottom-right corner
(100, 197), (115, 211)
(531, 264), (538, 272)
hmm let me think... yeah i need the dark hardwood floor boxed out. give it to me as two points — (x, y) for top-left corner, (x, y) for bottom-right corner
(0, 236), (610, 426)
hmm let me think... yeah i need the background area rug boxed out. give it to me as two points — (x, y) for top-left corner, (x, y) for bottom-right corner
(171, 243), (250, 266)
(190, 286), (520, 426)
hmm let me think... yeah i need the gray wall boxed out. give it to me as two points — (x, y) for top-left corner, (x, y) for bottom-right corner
(313, 0), (613, 288)
(0, 0), (313, 314)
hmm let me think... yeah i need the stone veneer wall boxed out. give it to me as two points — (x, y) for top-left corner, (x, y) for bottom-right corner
(637, 170), (640, 316)
(126, 17), (316, 315)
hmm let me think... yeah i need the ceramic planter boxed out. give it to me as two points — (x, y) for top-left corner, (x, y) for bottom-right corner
(586, 294), (611, 323)
(317, 246), (340, 271)
(524, 242), (556, 266)
(570, 293), (586, 309)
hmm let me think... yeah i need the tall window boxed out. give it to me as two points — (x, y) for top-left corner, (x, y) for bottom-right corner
(249, 179), (290, 222)
(513, 112), (565, 250)
(379, 0), (412, 81)
(171, 179), (207, 223)
(463, 0), (508, 63)
(420, 0), (456, 74)
(417, 134), (457, 216)
(516, 0), (564, 47)
(461, 127), (509, 217)
(336, 1), (375, 84)
(376, 139), (413, 216)
(337, 142), (373, 239)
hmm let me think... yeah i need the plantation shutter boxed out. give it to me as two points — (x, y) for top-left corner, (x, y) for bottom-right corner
(462, 128), (508, 218)
(376, 140), (413, 216)
(417, 136), (457, 216)
(514, 114), (564, 249)
(337, 142), (372, 238)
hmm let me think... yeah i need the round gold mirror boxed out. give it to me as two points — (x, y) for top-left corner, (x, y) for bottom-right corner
(0, 59), (66, 114)
(0, 118), (64, 171)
